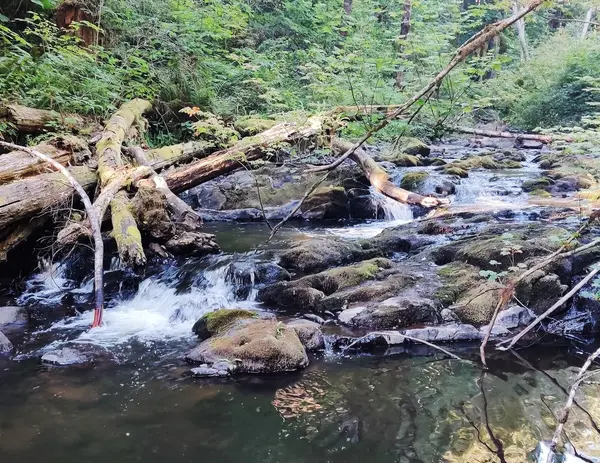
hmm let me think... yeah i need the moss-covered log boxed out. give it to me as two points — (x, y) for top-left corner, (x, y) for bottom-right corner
(163, 115), (325, 192)
(0, 103), (87, 134)
(96, 99), (152, 266)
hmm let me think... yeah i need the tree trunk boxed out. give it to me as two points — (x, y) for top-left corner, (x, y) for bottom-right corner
(344, 0), (352, 14)
(394, 0), (412, 89)
(56, 0), (99, 46)
(581, 8), (596, 38)
(512, 2), (530, 60)
(163, 116), (326, 193)
(0, 103), (87, 134)
(332, 139), (447, 208)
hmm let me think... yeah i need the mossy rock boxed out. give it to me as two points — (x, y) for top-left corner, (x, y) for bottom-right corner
(192, 309), (257, 341)
(529, 189), (552, 197)
(258, 258), (393, 311)
(186, 319), (309, 374)
(522, 177), (553, 192)
(382, 153), (423, 167)
(301, 186), (349, 219)
(400, 171), (429, 190)
(423, 157), (447, 166)
(394, 137), (431, 156)
(443, 166), (469, 178)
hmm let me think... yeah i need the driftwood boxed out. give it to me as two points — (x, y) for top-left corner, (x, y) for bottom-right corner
(333, 139), (448, 208)
(0, 103), (87, 134)
(309, 0), (546, 174)
(163, 115), (326, 192)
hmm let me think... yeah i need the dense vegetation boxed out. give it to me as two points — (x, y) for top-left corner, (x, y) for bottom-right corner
(0, 0), (599, 141)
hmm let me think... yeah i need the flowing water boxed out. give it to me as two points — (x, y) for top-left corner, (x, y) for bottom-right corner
(2, 145), (599, 462)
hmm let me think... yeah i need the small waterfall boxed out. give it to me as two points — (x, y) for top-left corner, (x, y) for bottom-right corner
(17, 259), (72, 306)
(31, 255), (262, 348)
(370, 188), (413, 222)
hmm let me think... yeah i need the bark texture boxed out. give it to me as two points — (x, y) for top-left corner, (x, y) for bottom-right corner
(0, 103), (87, 134)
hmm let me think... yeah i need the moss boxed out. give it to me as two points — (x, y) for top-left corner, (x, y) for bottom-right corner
(193, 308), (257, 340)
(400, 171), (429, 190)
(529, 189), (552, 197)
(235, 117), (278, 135)
(393, 137), (430, 156)
(383, 153), (423, 167)
(443, 166), (469, 178)
(522, 177), (553, 192)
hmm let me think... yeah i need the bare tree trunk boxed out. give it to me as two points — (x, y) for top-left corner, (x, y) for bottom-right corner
(394, 0), (412, 89)
(0, 141), (105, 328)
(452, 126), (556, 143)
(581, 7), (596, 38)
(333, 139), (447, 207)
(513, 1), (530, 60)
(344, 0), (352, 14)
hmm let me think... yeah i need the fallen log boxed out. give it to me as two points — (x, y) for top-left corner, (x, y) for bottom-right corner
(451, 126), (559, 144)
(0, 166), (97, 230)
(96, 99), (152, 267)
(163, 115), (325, 192)
(0, 217), (48, 263)
(0, 103), (87, 134)
(332, 138), (448, 208)
(0, 142), (71, 184)
(0, 139), (213, 234)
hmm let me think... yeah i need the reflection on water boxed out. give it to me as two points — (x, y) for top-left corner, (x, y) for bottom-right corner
(2, 347), (600, 463)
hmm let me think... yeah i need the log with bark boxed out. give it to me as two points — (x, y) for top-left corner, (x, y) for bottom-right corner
(332, 138), (448, 207)
(0, 103), (88, 134)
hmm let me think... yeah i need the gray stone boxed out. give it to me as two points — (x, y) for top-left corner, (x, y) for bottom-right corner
(287, 320), (324, 351)
(195, 185), (227, 210)
(41, 347), (89, 365)
(440, 308), (459, 323)
(0, 331), (12, 353)
(401, 324), (481, 342)
(0, 306), (26, 326)
(479, 305), (535, 338)
(303, 314), (325, 324)
(190, 367), (220, 377)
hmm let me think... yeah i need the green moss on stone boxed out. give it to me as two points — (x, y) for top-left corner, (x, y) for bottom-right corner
(400, 171), (429, 190)
(193, 308), (258, 340)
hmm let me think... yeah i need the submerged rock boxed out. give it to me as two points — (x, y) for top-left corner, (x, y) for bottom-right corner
(190, 359), (237, 378)
(41, 347), (89, 366)
(186, 319), (309, 374)
(0, 331), (12, 353)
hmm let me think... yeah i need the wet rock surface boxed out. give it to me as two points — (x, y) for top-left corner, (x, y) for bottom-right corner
(0, 331), (12, 353)
(41, 347), (90, 366)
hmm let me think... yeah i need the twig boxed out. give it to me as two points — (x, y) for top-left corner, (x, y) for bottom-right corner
(497, 264), (600, 351)
(550, 346), (600, 454)
(266, 171), (331, 242)
(342, 331), (462, 360)
(0, 140), (105, 328)
(307, 0), (545, 174)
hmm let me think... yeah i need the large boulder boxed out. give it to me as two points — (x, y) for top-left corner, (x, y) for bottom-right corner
(338, 296), (438, 330)
(300, 186), (349, 219)
(186, 319), (309, 374)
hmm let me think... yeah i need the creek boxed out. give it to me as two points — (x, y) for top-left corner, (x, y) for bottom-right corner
(1, 140), (599, 462)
